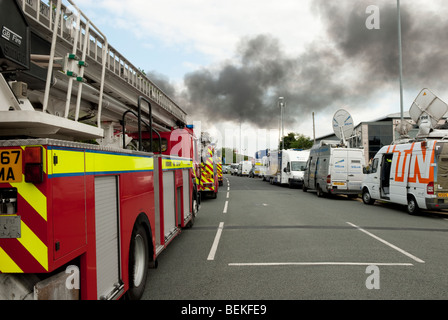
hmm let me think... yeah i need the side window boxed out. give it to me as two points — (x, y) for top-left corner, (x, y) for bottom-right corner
(371, 158), (379, 173)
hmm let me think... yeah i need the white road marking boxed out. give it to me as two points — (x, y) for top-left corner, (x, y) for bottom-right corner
(347, 222), (425, 264)
(223, 201), (229, 213)
(227, 192), (229, 198)
(228, 262), (413, 267)
(207, 222), (224, 261)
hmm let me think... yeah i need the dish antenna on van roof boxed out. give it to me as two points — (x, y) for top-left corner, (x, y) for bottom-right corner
(409, 88), (448, 137)
(333, 109), (354, 147)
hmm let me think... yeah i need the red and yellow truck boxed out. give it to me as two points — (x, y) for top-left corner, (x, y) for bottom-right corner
(0, 0), (199, 300)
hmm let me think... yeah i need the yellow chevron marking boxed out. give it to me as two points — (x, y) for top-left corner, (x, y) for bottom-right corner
(11, 176), (47, 221)
(0, 246), (23, 273)
(18, 221), (48, 271)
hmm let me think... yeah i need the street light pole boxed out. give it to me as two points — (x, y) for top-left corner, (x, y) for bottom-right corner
(279, 97), (285, 150)
(397, 0), (404, 130)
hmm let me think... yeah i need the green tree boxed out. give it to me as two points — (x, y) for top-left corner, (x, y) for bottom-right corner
(279, 132), (313, 150)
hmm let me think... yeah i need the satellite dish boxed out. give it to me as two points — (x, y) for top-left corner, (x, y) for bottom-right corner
(409, 88), (448, 136)
(333, 109), (354, 145)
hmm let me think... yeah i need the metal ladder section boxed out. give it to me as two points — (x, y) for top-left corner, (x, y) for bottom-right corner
(14, 0), (187, 138)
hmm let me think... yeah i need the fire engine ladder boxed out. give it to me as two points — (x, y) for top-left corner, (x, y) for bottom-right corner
(1, 0), (188, 142)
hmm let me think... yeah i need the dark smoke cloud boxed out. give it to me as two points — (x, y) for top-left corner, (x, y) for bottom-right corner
(313, 0), (448, 99)
(146, 70), (177, 99)
(178, 0), (448, 129)
(182, 35), (299, 128)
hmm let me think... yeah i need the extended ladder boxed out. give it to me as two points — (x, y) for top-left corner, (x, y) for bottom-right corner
(1, 0), (187, 141)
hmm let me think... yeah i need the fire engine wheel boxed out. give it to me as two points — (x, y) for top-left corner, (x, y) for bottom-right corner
(407, 196), (420, 215)
(127, 223), (149, 300)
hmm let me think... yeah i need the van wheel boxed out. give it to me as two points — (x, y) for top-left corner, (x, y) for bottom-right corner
(362, 189), (375, 205)
(407, 196), (420, 215)
(316, 185), (324, 198)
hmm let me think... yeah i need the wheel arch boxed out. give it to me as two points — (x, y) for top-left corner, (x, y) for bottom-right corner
(133, 212), (155, 264)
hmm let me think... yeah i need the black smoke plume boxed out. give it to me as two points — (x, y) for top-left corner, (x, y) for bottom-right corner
(179, 0), (448, 129)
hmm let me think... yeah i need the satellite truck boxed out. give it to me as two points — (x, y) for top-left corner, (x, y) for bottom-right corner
(303, 109), (365, 197)
(253, 149), (268, 178)
(362, 88), (448, 215)
(266, 149), (310, 188)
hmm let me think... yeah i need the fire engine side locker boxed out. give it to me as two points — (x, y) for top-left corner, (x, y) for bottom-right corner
(51, 144), (123, 299)
(153, 154), (180, 255)
(162, 170), (176, 241)
(94, 175), (122, 300)
(182, 168), (191, 225)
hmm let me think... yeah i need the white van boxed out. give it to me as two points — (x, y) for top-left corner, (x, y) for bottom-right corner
(238, 160), (252, 176)
(265, 149), (310, 187)
(362, 139), (448, 214)
(303, 143), (365, 197)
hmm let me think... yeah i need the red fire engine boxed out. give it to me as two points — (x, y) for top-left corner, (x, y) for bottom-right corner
(198, 134), (219, 199)
(0, 0), (199, 300)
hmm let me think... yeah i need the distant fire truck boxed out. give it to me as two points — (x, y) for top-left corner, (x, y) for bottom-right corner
(198, 133), (219, 199)
(0, 0), (199, 300)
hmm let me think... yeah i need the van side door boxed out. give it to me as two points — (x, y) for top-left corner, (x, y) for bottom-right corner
(347, 150), (364, 192)
(365, 156), (381, 199)
(331, 149), (348, 190)
(389, 150), (411, 205)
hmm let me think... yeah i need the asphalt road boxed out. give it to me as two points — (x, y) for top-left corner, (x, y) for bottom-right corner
(142, 173), (448, 301)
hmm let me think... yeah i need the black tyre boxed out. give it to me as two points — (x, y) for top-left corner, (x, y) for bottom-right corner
(407, 196), (420, 215)
(126, 223), (149, 300)
(362, 189), (375, 205)
(316, 185), (324, 198)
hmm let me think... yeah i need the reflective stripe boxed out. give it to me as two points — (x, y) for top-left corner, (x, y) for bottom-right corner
(18, 221), (48, 271)
(161, 157), (192, 170)
(11, 175), (47, 221)
(0, 246), (23, 273)
(86, 151), (153, 175)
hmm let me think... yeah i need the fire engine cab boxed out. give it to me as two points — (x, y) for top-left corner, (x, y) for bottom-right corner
(0, 0), (199, 300)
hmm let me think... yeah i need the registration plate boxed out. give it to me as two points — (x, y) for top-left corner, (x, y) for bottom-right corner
(333, 182), (346, 186)
(0, 149), (22, 183)
(438, 193), (448, 198)
(0, 215), (21, 238)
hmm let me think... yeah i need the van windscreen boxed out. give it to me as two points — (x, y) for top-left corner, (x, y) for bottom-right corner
(291, 161), (307, 171)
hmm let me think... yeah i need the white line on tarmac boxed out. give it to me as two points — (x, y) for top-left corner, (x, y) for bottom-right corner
(207, 222), (224, 261)
(227, 192), (229, 198)
(223, 201), (229, 213)
(347, 222), (425, 264)
(228, 262), (414, 267)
